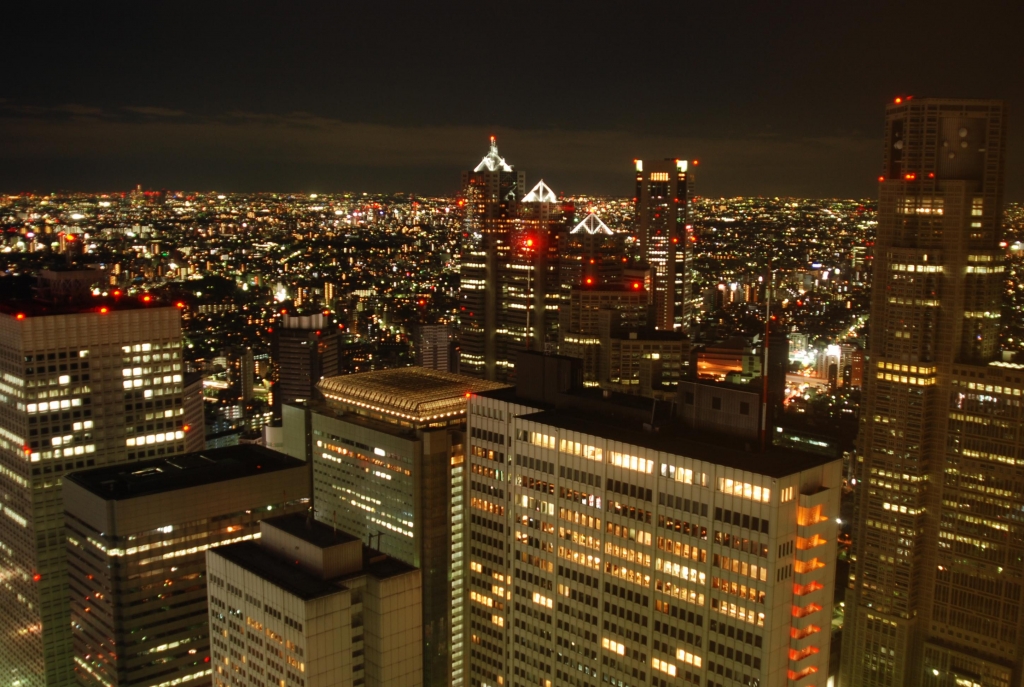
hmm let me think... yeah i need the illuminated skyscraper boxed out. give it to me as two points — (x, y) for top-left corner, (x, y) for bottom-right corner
(459, 140), (574, 382)
(0, 274), (189, 687)
(416, 324), (451, 372)
(841, 99), (1017, 687)
(506, 180), (572, 362)
(635, 159), (695, 331)
(564, 212), (629, 288)
(459, 137), (524, 381)
(283, 367), (507, 687)
(65, 446), (309, 687)
(461, 352), (840, 687)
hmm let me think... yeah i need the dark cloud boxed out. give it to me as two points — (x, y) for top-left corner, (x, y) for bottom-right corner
(122, 106), (187, 118)
(1, 1), (1021, 198)
(0, 105), (879, 197)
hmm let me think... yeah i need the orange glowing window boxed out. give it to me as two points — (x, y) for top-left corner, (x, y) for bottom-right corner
(790, 625), (821, 640)
(796, 505), (828, 527)
(796, 534), (828, 550)
(791, 602), (822, 619)
(788, 646), (820, 662)
(793, 581), (824, 596)
(794, 558), (826, 574)
(788, 666), (818, 681)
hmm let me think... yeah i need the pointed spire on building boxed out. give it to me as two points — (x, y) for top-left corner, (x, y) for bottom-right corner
(474, 136), (513, 173)
(522, 180), (558, 203)
(571, 212), (613, 235)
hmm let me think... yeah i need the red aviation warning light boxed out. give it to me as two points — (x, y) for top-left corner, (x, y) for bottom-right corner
(142, 294), (152, 303)
(16, 313), (25, 320)
(895, 97), (903, 104)
(99, 307), (109, 314)
(904, 173), (917, 181)
(632, 282), (642, 290)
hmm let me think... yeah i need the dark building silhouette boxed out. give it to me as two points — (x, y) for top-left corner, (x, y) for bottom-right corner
(272, 313), (339, 415)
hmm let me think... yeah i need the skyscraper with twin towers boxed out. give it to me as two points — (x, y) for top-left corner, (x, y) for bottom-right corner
(841, 98), (1022, 687)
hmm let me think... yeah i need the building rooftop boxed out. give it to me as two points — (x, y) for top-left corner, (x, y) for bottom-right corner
(212, 541), (343, 601)
(571, 213), (613, 235)
(65, 445), (306, 500)
(0, 295), (178, 319)
(265, 512), (359, 548)
(522, 180), (558, 203)
(520, 407), (835, 478)
(212, 516), (417, 600)
(318, 366), (508, 422)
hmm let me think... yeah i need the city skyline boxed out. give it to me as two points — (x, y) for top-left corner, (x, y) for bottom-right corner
(2, 4), (1022, 199)
(5, 4), (1024, 683)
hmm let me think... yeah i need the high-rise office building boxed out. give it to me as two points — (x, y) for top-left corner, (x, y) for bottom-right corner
(506, 180), (572, 361)
(0, 277), (189, 687)
(459, 137), (525, 381)
(64, 446), (309, 687)
(182, 371), (207, 453)
(635, 159), (695, 331)
(558, 285), (651, 386)
(564, 212), (629, 289)
(228, 346), (256, 403)
(416, 324), (451, 372)
(273, 313), (339, 413)
(282, 367), (507, 687)
(841, 99), (1015, 687)
(207, 513), (424, 687)
(461, 352), (841, 687)
(459, 139), (583, 382)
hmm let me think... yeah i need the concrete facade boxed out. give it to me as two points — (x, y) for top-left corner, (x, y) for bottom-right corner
(207, 514), (423, 687)
(63, 446), (309, 687)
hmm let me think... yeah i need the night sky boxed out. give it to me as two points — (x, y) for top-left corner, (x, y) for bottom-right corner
(3, 2), (1022, 200)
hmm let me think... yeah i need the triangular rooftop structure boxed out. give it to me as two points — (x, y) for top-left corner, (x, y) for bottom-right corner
(473, 136), (513, 173)
(570, 213), (613, 235)
(522, 180), (558, 203)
